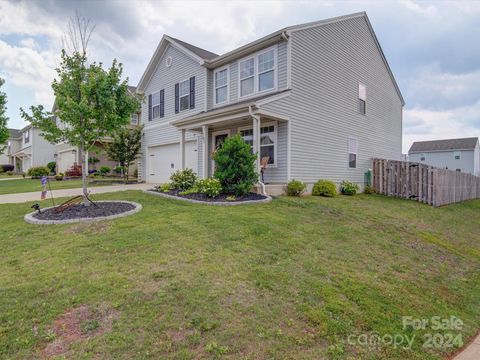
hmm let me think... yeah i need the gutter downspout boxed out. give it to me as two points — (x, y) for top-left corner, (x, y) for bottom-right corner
(249, 105), (267, 196)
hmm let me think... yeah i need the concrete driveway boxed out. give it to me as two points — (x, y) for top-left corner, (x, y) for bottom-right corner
(0, 183), (152, 204)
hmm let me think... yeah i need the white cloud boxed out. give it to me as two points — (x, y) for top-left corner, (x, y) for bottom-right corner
(401, 0), (439, 17)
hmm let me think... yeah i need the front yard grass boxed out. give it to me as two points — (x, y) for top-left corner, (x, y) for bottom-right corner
(0, 178), (116, 195)
(1, 191), (479, 359)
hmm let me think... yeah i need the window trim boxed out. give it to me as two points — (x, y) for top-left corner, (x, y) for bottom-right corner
(420, 153), (426, 161)
(238, 45), (277, 100)
(454, 151), (461, 160)
(213, 65), (230, 107)
(151, 90), (161, 119)
(178, 78), (190, 112)
(348, 136), (358, 169)
(238, 121), (278, 167)
(358, 82), (367, 115)
(24, 130), (30, 144)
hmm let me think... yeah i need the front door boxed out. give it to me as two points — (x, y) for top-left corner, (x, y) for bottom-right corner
(211, 130), (230, 174)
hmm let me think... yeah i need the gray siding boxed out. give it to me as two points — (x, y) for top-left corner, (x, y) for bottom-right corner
(261, 16), (402, 185)
(32, 128), (55, 167)
(140, 44), (204, 181)
(409, 150), (478, 175)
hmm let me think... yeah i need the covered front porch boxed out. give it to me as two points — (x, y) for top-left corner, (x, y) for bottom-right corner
(172, 105), (290, 186)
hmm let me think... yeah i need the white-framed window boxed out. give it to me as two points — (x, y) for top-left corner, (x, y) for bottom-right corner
(24, 130), (29, 144)
(152, 91), (161, 119)
(358, 83), (366, 115)
(420, 153), (426, 161)
(348, 136), (358, 168)
(131, 113), (139, 125)
(238, 46), (276, 98)
(214, 66), (229, 105)
(454, 151), (461, 160)
(179, 79), (190, 111)
(239, 122), (277, 166)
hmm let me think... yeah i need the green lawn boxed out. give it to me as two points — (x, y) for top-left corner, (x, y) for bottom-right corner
(1, 192), (479, 359)
(0, 178), (117, 195)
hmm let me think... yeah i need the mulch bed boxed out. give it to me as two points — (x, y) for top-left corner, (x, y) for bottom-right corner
(161, 189), (268, 202)
(33, 202), (136, 221)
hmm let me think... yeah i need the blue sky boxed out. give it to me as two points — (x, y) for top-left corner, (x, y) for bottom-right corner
(0, 0), (479, 152)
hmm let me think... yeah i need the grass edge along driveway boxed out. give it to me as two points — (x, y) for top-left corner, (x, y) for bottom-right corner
(1, 191), (479, 359)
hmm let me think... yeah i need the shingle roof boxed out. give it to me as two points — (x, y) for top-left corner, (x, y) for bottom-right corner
(170, 37), (218, 60)
(8, 128), (21, 139)
(409, 137), (479, 153)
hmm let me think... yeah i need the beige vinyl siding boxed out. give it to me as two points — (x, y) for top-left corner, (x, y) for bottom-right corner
(139, 44), (204, 181)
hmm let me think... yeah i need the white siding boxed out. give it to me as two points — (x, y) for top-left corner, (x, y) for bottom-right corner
(409, 150), (477, 175)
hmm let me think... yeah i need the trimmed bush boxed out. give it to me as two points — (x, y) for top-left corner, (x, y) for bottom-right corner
(5, 170), (14, 176)
(1, 164), (14, 172)
(65, 164), (82, 177)
(364, 185), (375, 194)
(213, 134), (257, 196)
(197, 178), (222, 198)
(99, 166), (111, 175)
(285, 179), (307, 196)
(114, 166), (125, 174)
(157, 183), (172, 193)
(170, 168), (197, 191)
(312, 179), (337, 197)
(27, 166), (50, 177)
(47, 161), (56, 174)
(340, 180), (359, 196)
(55, 173), (64, 181)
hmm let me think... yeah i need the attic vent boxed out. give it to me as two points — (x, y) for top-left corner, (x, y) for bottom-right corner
(165, 56), (173, 68)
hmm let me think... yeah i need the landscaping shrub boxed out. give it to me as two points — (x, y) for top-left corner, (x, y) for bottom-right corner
(55, 173), (64, 181)
(1, 164), (14, 172)
(0, 167), (3, 173)
(312, 179), (337, 197)
(157, 183), (172, 193)
(196, 178), (222, 198)
(213, 134), (257, 196)
(114, 166), (124, 174)
(364, 185), (375, 194)
(99, 166), (111, 175)
(65, 164), (82, 177)
(170, 168), (197, 191)
(285, 179), (307, 196)
(340, 180), (359, 196)
(5, 170), (14, 176)
(27, 166), (50, 177)
(47, 161), (56, 174)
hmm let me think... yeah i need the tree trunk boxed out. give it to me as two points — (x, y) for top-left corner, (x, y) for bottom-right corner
(81, 146), (89, 206)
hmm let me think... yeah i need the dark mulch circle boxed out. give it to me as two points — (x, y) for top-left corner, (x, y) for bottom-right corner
(162, 189), (268, 202)
(32, 202), (136, 221)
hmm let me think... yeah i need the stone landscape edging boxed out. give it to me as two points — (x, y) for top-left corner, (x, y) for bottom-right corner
(24, 200), (142, 225)
(144, 190), (272, 206)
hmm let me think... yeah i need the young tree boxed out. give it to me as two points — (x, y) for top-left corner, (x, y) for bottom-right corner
(0, 78), (9, 155)
(106, 125), (143, 183)
(21, 15), (141, 204)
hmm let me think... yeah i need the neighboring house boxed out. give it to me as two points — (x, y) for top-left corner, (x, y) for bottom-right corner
(53, 86), (141, 175)
(408, 137), (480, 176)
(12, 125), (56, 172)
(0, 128), (22, 167)
(136, 12), (404, 192)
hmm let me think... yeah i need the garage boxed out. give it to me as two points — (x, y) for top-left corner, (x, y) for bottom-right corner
(58, 149), (77, 174)
(147, 141), (198, 183)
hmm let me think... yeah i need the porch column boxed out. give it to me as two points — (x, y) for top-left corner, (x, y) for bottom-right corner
(252, 115), (261, 176)
(180, 129), (186, 170)
(202, 125), (208, 179)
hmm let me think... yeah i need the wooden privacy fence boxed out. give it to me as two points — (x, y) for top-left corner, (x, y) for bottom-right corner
(372, 158), (480, 207)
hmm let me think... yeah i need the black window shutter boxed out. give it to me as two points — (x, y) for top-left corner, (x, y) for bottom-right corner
(189, 76), (195, 109)
(175, 83), (179, 114)
(160, 89), (165, 118)
(148, 94), (152, 121)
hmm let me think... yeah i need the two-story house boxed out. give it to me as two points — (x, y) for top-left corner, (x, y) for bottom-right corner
(136, 12), (404, 192)
(53, 86), (141, 175)
(12, 125), (56, 172)
(409, 137), (480, 175)
(0, 128), (21, 168)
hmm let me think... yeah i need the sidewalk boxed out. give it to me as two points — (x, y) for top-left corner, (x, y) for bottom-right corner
(0, 177), (23, 181)
(0, 183), (152, 204)
(454, 334), (480, 360)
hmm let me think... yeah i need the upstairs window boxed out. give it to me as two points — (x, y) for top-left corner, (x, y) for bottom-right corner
(24, 130), (29, 144)
(151, 91), (161, 119)
(420, 153), (426, 161)
(348, 137), (358, 168)
(179, 79), (190, 111)
(131, 113), (139, 125)
(454, 151), (461, 160)
(258, 49), (275, 91)
(240, 58), (255, 97)
(214, 67), (228, 105)
(358, 83), (366, 115)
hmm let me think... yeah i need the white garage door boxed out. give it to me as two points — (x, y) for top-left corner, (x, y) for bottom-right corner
(58, 150), (76, 173)
(147, 141), (198, 183)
